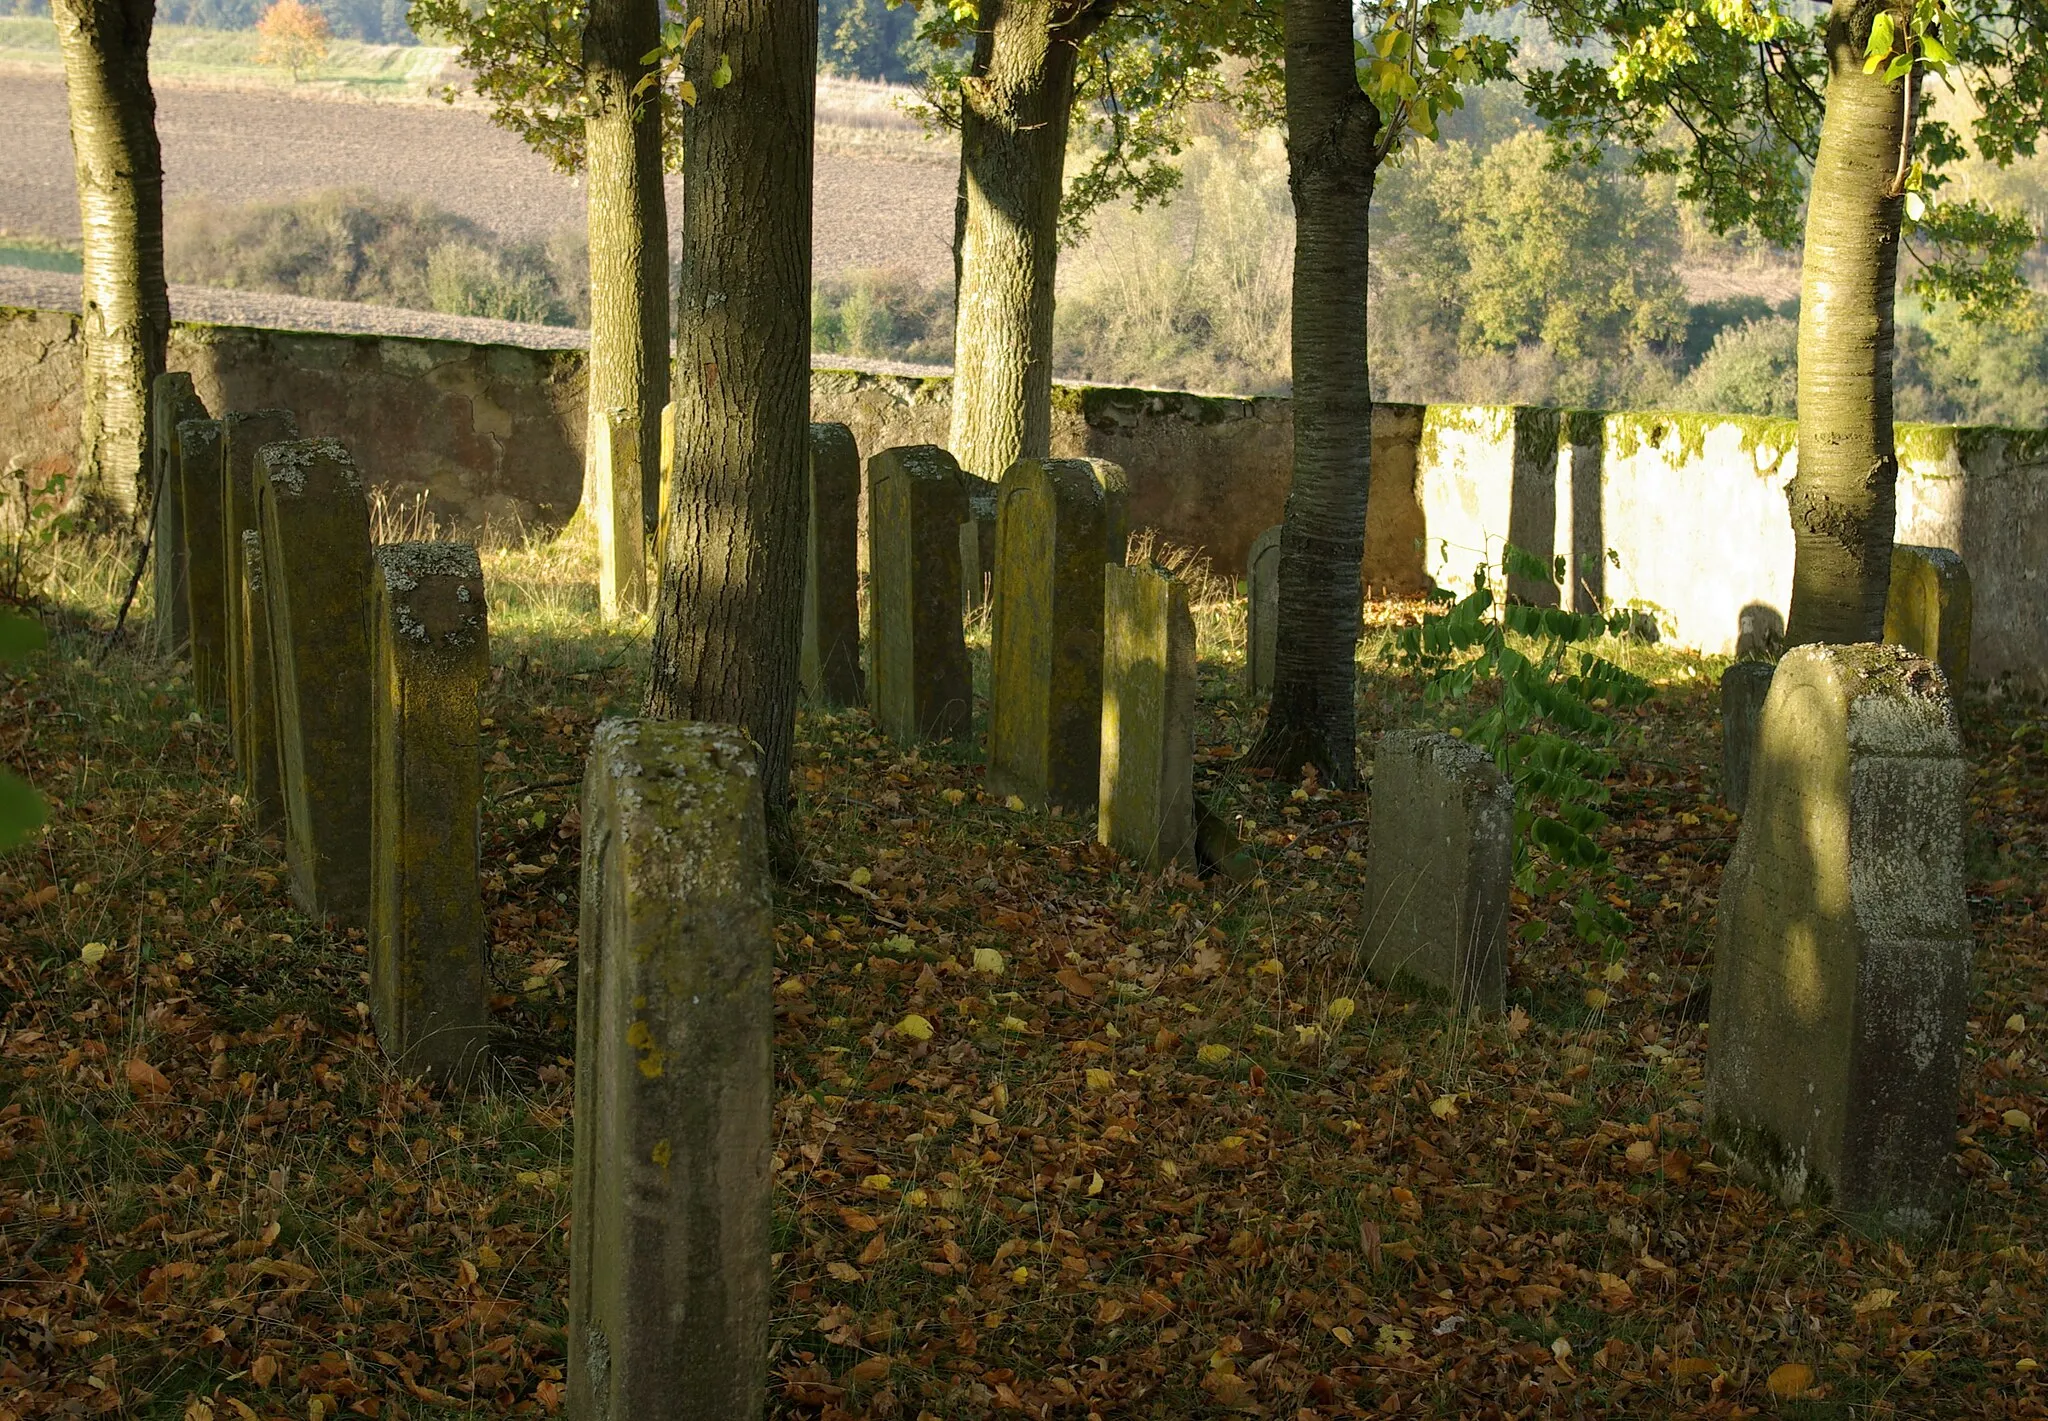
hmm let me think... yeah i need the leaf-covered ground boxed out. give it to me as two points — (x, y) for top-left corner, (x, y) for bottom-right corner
(1, 538), (2044, 1419)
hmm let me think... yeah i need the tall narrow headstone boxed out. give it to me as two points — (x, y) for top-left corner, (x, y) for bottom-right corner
(1099, 563), (1196, 870)
(866, 445), (971, 744)
(149, 374), (208, 658)
(237, 530), (286, 838)
(989, 457), (1129, 811)
(801, 422), (864, 707)
(569, 719), (773, 1419)
(1885, 544), (1972, 688)
(176, 419), (230, 713)
(221, 409), (299, 762)
(1721, 660), (1775, 813)
(1359, 731), (1513, 1013)
(655, 399), (677, 575)
(370, 542), (490, 1081)
(959, 472), (999, 612)
(258, 440), (376, 928)
(591, 407), (647, 621)
(1707, 644), (1970, 1232)
(1246, 525), (1281, 698)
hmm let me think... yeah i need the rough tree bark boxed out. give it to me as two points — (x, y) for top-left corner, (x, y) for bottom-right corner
(645, 0), (814, 861)
(53, 0), (170, 518)
(580, 0), (670, 530)
(1787, 0), (1910, 646)
(1246, 0), (1382, 788)
(947, 0), (1116, 480)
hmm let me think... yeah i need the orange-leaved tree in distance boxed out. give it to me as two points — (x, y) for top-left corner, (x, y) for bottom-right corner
(255, 0), (331, 82)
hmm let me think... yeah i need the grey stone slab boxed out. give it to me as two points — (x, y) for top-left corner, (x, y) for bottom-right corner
(866, 444), (971, 744)
(1885, 544), (1972, 688)
(801, 422), (864, 708)
(177, 418), (229, 713)
(221, 409), (299, 766)
(1721, 660), (1775, 813)
(1099, 563), (1195, 870)
(237, 530), (285, 838)
(148, 373), (208, 659)
(1246, 525), (1281, 699)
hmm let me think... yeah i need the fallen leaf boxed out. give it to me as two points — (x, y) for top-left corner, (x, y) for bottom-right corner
(896, 1014), (933, 1041)
(124, 1058), (171, 1096)
(1767, 1362), (1815, 1397)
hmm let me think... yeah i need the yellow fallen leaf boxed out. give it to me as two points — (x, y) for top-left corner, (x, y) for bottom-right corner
(1295, 1025), (1322, 1045)
(1903, 1349), (1937, 1369)
(79, 942), (109, 966)
(861, 1174), (892, 1192)
(1087, 1171), (1103, 1196)
(1010, 1265), (1030, 1284)
(1196, 1043), (1232, 1066)
(1767, 1362), (1815, 1397)
(1853, 1287), (1899, 1314)
(973, 947), (1006, 977)
(1085, 1068), (1115, 1094)
(2002, 1109), (2033, 1130)
(1551, 1337), (1572, 1363)
(1005, 795), (1026, 812)
(942, 788), (966, 805)
(896, 1014), (933, 1042)
(477, 1244), (501, 1270)
(1430, 1095), (1458, 1119)
(849, 867), (872, 887)
(1331, 1325), (1355, 1346)
(1253, 958), (1283, 976)
(1603, 961), (1627, 982)
(1584, 988), (1611, 1010)
(1326, 997), (1356, 1025)
(1001, 1016), (1028, 1033)
(826, 1261), (862, 1282)
(1670, 1357), (1719, 1381)
(2006, 1013), (2028, 1033)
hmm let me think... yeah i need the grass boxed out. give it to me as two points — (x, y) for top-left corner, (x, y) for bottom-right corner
(0, 233), (82, 274)
(0, 525), (2044, 1417)
(0, 17), (456, 99)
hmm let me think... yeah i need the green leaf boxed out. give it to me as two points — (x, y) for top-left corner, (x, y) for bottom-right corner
(0, 772), (46, 851)
(711, 52), (732, 89)
(0, 613), (46, 662)
(1865, 9), (1896, 64)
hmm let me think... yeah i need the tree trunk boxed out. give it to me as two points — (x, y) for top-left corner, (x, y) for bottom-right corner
(946, 1), (1114, 480)
(645, 0), (815, 862)
(1787, 0), (1909, 646)
(581, 0), (670, 532)
(53, 0), (170, 519)
(1245, 0), (1381, 788)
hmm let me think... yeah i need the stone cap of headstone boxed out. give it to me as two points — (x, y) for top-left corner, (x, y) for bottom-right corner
(373, 542), (487, 654)
(1719, 660), (1775, 814)
(583, 717), (769, 909)
(260, 438), (363, 498)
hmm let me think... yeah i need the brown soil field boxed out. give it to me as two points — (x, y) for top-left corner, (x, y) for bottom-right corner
(0, 71), (959, 288)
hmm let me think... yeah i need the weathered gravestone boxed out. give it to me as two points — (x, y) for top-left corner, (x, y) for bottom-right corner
(176, 419), (231, 712)
(257, 440), (375, 928)
(1885, 544), (1972, 688)
(569, 719), (773, 1419)
(237, 531), (285, 838)
(221, 409), (299, 763)
(801, 422), (864, 708)
(149, 374), (208, 657)
(1359, 731), (1512, 1012)
(1246, 525), (1281, 698)
(1721, 660), (1776, 813)
(1099, 563), (1195, 870)
(959, 473), (998, 612)
(591, 406), (647, 622)
(867, 445), (972, 744)
(370, 542), (490, 1081)
(1707, 643), (1970, 1232)
(989, 458), (1130, 811)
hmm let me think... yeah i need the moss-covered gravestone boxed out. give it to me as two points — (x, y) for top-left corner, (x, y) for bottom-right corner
(1707, 644), (1970, 1233)
(258, 440), (376, 929)
(1246, 525), (1281, 698)
(591, 407), (647, 622)
(1885, 544), (1972, 688)
(370, 542), (490, 1081)
(237, 531), (286, 838)
(989, 458), (1130, 811)
(867, 445), (972, 745)
(1099, 563), (1195, 870)
(960, 472), (999, 612)
(176, 418), (231, 712)
(221, 409), (299, 762)
(569, 720), (773, 1419)
(801, 422), (864, 708)
(1721, 660), (1775, 813)
(149, 374), (208, 658)
(1359, 731), (1513, 1012)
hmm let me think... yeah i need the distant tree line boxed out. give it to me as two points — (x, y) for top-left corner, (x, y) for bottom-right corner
(1, 0), (415, 42)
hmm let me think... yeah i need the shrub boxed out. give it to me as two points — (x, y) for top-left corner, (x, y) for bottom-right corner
(811, 268), (952, 365)
(254, 0), (330, 80)
(1672, 316), (1799, 416)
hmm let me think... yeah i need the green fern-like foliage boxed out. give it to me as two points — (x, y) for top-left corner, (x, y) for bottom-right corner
(0, 611), (45, 850)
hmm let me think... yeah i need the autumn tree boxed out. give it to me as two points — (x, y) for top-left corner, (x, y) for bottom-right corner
(53, 0), (171, 518)
(254, 0), (332, 82)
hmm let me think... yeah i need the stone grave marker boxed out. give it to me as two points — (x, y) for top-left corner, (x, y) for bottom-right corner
(1885, 544), (1972, 688)
(1707, 643), (1970, 1232)
(960, 472), (998, 612)
(370, 542), (490, 1081)
(221, 409), (299, 760)
(1359, 731), (1513, 1012)
(801, 422), (864, 707)
(1246, 525), (1281, 698)
(258, 439), (376, 928)
(591, 406), (647, 622)
(149, 373), (208, 658)
(237, 530), (285, 838)
(176, 418), (230, 712)
(1721, 660), (1775, 813)
(569, 719), (773, 1419)
(1099, 563), (1195, 870)
(867, 445), (971, 744)
(989, 457), (1129, 811)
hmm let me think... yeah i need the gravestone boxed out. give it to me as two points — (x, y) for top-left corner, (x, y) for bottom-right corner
(237, 530), (285, 838)
(1721, 660), (1775, 813)
(569, 719), (773, 1419)
(960, 473), (998, 612)
(176, 418), (230, 713)
(1099, 563), (1195, 870)
(867, 445), (971, 744)
(591, 406), (647, 622)
(989, 458), (1129, 811)
(148, 374), (208, 658)
(1246, 525), (1281, 698)
(801, 422), (864, 707)
(1885, 544), (1972, 688)
(1707, 643), (1970, 1232)
(258, 439), (376, 928)
(1359, 731), (1512, 1012)
(370, 542), (490, 1081)
(220, 409), (299, 761)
